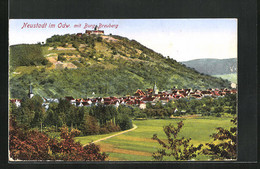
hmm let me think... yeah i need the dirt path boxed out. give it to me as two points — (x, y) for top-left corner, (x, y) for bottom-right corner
(83, 124), (137, 147)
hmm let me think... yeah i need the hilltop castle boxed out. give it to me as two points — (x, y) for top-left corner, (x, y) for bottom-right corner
(85, 25), (104, 35)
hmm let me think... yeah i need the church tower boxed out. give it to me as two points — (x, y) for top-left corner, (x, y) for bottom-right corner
(28, 84), (34, 98)
(152, 82), (159, 95)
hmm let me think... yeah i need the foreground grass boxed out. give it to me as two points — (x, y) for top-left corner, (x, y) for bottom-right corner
(75, 116), (235, 161)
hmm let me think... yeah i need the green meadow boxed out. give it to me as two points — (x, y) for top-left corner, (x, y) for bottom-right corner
(213, 73), (237, 84)
(75, 117), (235, 161)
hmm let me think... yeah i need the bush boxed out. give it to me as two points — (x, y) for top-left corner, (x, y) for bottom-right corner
(9, 116), (108, 161)
(99, 127), (109, 134)
(96, 37), (102, 42)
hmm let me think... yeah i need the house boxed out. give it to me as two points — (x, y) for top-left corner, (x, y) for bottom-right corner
(190, 94), (203, 99)
(146, 88), (153, 95)
(82, 102), (91, 107)
(114, 101), (120, 108)
(134, 89), (146, 96)
(76, 33), (82, 37)
(10, 99), (21, 107)
(77, 102), (84, 107)
(42, 103), (49, 110)
(231, 83), (237, 89)
(201, 90), (212, 97)
(139, 101), (146, 109)
(141, 96), (155, 103)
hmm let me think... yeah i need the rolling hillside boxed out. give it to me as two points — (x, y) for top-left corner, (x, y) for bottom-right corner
(9, 34), (231, 99)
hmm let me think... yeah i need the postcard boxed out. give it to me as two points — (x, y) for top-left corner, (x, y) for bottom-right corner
(9, 19), (237, 161)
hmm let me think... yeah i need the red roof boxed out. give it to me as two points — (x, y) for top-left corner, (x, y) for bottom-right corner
(142, 97), (155, 101)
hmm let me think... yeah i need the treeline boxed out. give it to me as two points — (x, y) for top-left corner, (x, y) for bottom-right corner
(46, 34), (100, 49)
(138, 94), (236, 119)
(10, 95), (133, 136)
(173, 94), (236, 116)
(10, 44), (49, 69)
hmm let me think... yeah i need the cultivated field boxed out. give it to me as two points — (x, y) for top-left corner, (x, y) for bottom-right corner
(75, 116), (235, 161)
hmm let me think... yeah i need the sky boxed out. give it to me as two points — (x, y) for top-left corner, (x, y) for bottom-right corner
(9, 19), (237, 62)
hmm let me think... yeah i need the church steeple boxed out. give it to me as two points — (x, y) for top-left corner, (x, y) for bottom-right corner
(152, 81), (159, 95)
(28, 84), (34, 98)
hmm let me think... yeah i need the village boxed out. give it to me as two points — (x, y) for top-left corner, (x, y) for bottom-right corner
(10, 82), (237, 110)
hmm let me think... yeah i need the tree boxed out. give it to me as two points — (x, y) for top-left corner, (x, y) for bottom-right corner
(202, 118), (237, 160)
(116, 113), (132, 130)
(152, 121), (203, 161)
(12, 95), (45, 128)
(82, 115), (100, 135)
(56, 99), (75, 126)
(30, 95), (46, 128)
(44, 102), (62, 127)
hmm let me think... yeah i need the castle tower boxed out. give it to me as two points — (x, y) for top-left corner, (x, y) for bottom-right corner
(94, 25), (99, 31)
(28, 84), (34, 98)
(152, 82), (159, 95)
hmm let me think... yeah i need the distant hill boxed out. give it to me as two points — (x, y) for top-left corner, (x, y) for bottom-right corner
(182, 58), (237, 75)
(9, 34), (231, 99)
(213, 74), (237, 84)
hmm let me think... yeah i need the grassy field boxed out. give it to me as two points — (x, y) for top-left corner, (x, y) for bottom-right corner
(75, 116), (236, 161)
(213, 73), (237, 84)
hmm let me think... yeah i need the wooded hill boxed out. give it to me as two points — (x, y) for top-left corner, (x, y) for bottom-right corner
(182, 58), (237, 75)
(9, 33), (231, 99)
